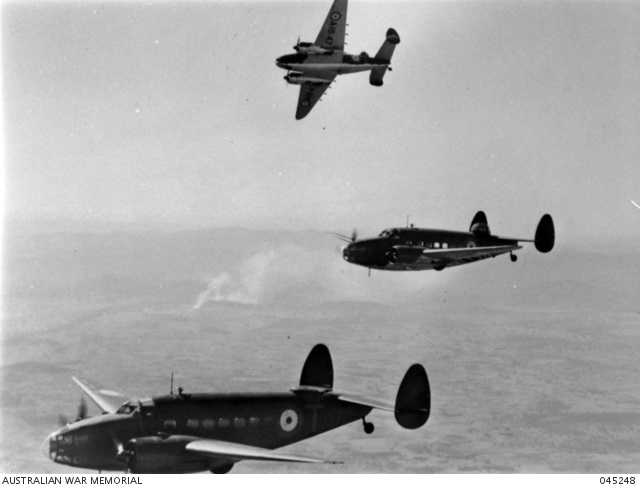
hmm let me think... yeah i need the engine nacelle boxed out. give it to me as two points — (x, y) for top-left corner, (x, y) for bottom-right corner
(284, 73), (332, 85)
(123, 435), (208, 474)
(386, 246), (424, 265)
(294, 42), (334, 55)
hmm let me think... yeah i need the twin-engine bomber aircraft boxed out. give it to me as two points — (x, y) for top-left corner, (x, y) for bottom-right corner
(43, 344), (430, 474)
(334, 211), (555, 272)
(275, 0), (400, 119)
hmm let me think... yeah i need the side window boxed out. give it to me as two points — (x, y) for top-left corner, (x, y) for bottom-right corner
(203, 419), (215, 429)
(248, 417), (260, 427)
(164, 420), (177, 430)
(218, 418), (230, 428)
(443, 243), (448, 249)
(234, 418), (246, 428)
(187, 419), (199, 429)
(434, 242), (441, 249)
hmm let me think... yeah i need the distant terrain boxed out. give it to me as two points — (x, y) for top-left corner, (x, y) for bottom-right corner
(2, 221), (639, 473)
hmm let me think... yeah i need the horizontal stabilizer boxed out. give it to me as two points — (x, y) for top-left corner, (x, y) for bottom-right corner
(335, 392), (394, 412)
(300, 344), (333, 389)
(335, 363), (430, 430)
(395, 364), (430, 429)
(370, 28), (400, 87)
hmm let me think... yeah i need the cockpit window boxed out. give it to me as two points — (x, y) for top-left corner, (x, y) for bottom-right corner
(379, 228), (400, 238)
(116, 400), (140, 415)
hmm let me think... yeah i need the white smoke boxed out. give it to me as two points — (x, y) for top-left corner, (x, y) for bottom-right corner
(193, 250), (279, 308)
(192, 242), (448, 309)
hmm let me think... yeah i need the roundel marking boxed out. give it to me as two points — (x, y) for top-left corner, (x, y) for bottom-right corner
(467, 241), (476, 248)
(301, 101), (309, 107)
(330, 11), (341, 21)
(280, 409), (299, 432)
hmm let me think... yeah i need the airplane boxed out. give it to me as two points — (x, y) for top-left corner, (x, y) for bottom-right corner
(43, 344), (430, 474)
(333, 211), (555, 272)
(275, 0), (400, 120)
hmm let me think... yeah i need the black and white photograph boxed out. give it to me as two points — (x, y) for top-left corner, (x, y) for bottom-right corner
(2, 0), (639, 475)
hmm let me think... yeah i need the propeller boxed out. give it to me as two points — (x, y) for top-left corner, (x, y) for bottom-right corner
(57, 396), (89, 426)
(76, 397), (88, 421)
(327, 229), (358, 243)
(293, 35), (301, 51)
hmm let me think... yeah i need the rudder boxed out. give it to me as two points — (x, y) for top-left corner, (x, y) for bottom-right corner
(534, 214), (555, 253)
(300, 344), (333, 389)
(395, 364), (430, 429)
(469, 210), (491, 235)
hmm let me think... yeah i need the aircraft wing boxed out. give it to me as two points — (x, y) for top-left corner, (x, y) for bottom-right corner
(72, 376), (130, 414)
(185, 439), (337, 464)
(417, 244), (521, 267)
(295, 79), (335, 120)
(314, 0), (347, 51)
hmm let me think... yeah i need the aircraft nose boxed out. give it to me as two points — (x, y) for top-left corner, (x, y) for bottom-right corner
(42, 432), (54, 460)
(342, 246), (350, 261)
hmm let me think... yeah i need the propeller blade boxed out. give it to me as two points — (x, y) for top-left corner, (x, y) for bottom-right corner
(57, 396), (89, 427)
(350, 229), (358, 242)
(327, 231), (352, 243)
(77, 397), (88, 421)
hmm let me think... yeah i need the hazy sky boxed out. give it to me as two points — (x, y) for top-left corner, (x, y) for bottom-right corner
(4, 0), (640, 241)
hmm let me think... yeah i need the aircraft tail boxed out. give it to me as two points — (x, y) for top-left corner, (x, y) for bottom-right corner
(370, 28), (400, 86)
(300, 344), (333, 389)
(394, 364), (430, 429)
(534, 214), (555, 253)
(469, 210), (491, 235)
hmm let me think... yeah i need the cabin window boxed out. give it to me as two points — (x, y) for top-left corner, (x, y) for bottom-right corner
(164, 420), (177, 430)
(234, 418), (246, 428)
(434, 242), (441, 248)
(218, 418), (230, 428)
(406, 240), (412, 246)
(248, 417), (260, 427)
(443, 243), (448, 249)
(203, 419), (215, 429)
(418, 241), (424, 247)
(187, 419), (199, 429)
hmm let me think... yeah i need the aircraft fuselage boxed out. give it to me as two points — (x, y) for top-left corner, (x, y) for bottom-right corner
(276, 51), (390, 79)
(343, 227), (519, 271)
(45, 391), (371, 473)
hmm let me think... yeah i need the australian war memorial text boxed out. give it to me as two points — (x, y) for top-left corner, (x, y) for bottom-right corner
(1, 478), (141, 486)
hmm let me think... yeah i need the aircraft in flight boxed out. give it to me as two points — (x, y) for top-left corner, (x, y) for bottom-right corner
(43, 344), (430, 473)
(334, 211), (555, 272)
(275, 0), (400, 119)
